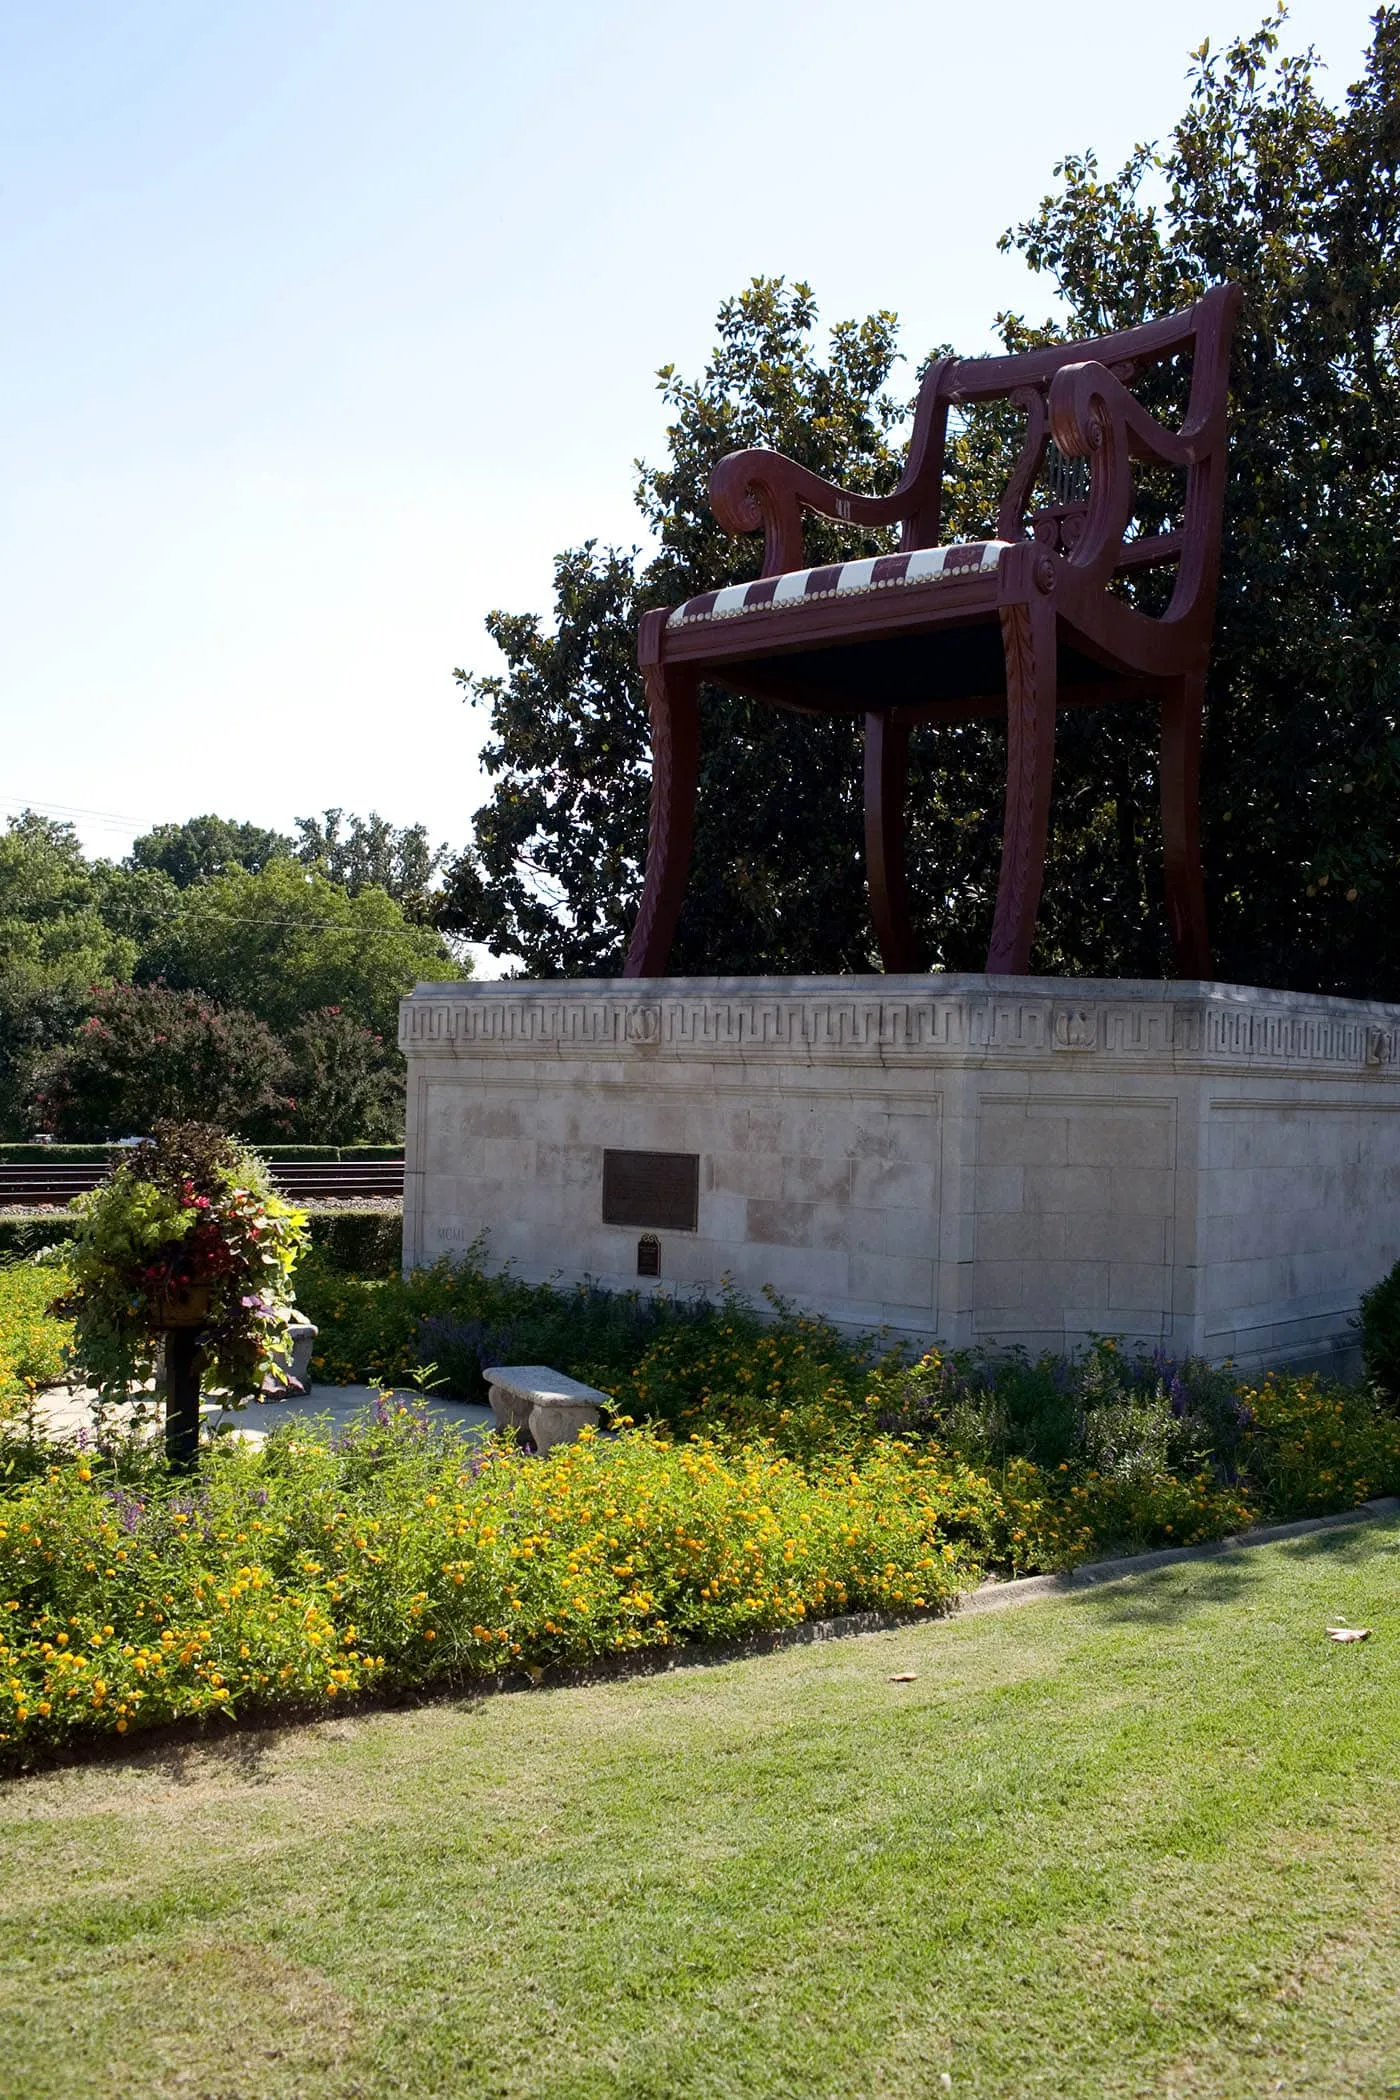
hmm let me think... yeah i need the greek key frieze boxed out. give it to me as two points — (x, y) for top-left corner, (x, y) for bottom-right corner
(400, 984), (1400, 1072)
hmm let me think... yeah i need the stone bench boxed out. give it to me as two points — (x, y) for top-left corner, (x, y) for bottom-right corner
(482, 1365), (609, 1453)
(262, 1313), (318, 1396)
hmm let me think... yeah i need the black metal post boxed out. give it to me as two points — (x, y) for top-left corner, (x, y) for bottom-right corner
(164, 1327), (201, 1472)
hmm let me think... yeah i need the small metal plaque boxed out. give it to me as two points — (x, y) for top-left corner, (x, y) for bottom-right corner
(636, 1233), (661, 1277)
(602, 1148), (699, 1232)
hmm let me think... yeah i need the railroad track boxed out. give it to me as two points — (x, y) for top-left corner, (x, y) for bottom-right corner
(0, 1159), (404, 1208)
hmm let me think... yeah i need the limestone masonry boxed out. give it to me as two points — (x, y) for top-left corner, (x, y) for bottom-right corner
(400, 976), (1400, 1373)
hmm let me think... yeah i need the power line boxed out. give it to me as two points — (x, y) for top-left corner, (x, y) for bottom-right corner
(0, 794), (141, 830)
(99, 897), (444, 938)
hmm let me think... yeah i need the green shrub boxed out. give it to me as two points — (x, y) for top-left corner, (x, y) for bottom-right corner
(281, 1008), (404, 1144)
(0, 1144), (113, 1165)
(602, 1299), (878, 1455)
(1241, 1368), (1400, 1517)
(0, 1206), (400, 1279)
(296, 1255), (735, 1400)
(0, 1215), (78, 1261)
(5, 1276), (1400, 1766)
(1359, 1258), (1400, 1400)
(0, 1262), (72, 1418)
(869, 1340), (1253, 1478)
(7, 1368), (1365, 1768)
(7, 1238), (1400, 1768)
(302, 1209), (401, 1279)
(30, 983), (296, 1141)
(299, 1259), (1400, 1518)
(0, 1144), (402, 1163)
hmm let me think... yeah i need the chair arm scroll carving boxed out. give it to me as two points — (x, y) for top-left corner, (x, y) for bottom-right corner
(1048, 360), (1227, 587)
(709, 450), (912, 579)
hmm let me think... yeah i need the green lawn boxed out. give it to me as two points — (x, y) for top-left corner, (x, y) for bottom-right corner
(3, 1523), (1399, 2100)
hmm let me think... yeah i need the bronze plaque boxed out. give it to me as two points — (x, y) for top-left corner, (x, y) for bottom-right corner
(602, 1149), (699, 1232)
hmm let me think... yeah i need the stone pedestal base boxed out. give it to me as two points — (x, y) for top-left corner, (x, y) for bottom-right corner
(402, 976), (1400, 1375)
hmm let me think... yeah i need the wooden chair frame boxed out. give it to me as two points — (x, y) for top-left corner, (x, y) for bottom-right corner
(623, 283), (1242, 979)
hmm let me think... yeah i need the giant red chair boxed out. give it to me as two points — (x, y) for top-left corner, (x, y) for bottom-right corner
(624, 283), (1242, 979)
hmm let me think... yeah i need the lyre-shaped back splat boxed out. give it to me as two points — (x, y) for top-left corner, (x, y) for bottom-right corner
(996, 385), (1049, 542)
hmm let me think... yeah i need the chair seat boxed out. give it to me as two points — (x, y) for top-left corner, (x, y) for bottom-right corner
(668, 540), (1012, 630)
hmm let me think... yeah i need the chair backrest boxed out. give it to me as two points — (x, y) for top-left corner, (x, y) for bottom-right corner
(895, 286), (1241, 575)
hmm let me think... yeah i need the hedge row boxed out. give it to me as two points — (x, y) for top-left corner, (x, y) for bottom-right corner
(0, 1206), (401, 1277)
(0, 1144), (403, 1164)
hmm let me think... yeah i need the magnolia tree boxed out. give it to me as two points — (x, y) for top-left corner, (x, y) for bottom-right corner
(53, 1124), (307, 1468)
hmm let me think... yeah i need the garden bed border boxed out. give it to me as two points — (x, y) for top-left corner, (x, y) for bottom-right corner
(7, 1495), (1396, 1781)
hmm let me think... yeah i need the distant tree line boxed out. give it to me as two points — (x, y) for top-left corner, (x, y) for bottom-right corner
(0, 810), (465, 1142)
(439, 13), (1400, 1000)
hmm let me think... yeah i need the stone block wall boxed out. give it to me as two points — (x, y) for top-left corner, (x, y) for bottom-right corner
(400, 976), (1400, 1372)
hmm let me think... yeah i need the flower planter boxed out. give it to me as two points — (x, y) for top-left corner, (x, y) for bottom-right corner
(155, 1286), (211, 1329)
(61, 1127), (309, 1471)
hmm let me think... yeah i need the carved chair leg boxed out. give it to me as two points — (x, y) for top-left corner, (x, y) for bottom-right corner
(864, 711), (918, 972)
(623, 661), (701, 978)
(987, 599), (1057, 975)
(1161, 671), (1212, 979)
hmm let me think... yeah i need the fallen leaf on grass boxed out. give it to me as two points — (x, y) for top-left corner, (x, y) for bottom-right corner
(888, 1672), (919, 1682)
(1326, 1626), (1371, 1642)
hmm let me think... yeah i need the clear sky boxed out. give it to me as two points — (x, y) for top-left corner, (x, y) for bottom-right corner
(0, 0), (1379, 880)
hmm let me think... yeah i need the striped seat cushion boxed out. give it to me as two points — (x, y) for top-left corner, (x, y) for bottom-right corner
(668, 541), (1011, 628)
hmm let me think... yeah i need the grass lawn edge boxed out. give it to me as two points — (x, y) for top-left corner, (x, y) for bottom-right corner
(960, 1490), (1400, 1612)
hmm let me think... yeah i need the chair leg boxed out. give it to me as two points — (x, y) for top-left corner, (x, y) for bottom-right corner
(1161, 671), (1212, 979)
(623, 661), (701, 977)
(864, 711), (918, 972)
(987, 599), (1057, 974)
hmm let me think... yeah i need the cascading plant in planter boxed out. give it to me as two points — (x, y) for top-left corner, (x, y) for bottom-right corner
(50, 1122), (308, 1466)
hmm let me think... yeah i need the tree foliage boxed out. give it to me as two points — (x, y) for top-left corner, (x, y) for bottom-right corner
(997, 6), (1400, 993)
(0, 816), (138, 993)
(31, 985), (295, 1142)
(0, 816), (145, 1137)
(293, 808), (448, 921)
(130, 808), (449, 922)
(128, 814), (294, 888)
(282, 1007), (404, 1146)
(133, 859), (458, 1040)
(441, 282), (923, 976)
(444, 13), (1400, 995)
(0, 813), (450, 1139)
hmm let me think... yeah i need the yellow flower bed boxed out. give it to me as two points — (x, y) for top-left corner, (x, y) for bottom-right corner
(0, 1412), (983, 1761)
(1242, 1371), (1400, 1517)
(5, 1249), (1400, 1766)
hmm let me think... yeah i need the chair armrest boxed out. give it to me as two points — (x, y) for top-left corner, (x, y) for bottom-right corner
(1048, 360), (1227, 583)
(709, 449), (912, 578)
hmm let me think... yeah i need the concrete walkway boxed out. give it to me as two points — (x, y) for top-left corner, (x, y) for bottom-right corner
(32, 1383), (493, 1448)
